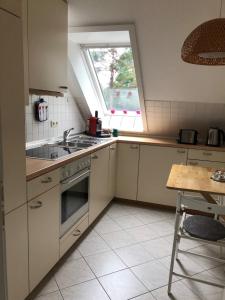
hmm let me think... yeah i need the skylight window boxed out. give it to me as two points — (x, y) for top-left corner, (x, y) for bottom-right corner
(86, 46), (141, 117)
(68, 25), (147, 132)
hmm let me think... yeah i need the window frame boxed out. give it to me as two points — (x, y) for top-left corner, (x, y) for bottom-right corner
(69, 24), (148, 132)
(82, 43), (138, 116)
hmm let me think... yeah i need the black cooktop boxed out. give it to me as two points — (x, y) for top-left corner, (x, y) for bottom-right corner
(26, 145), (80, 160)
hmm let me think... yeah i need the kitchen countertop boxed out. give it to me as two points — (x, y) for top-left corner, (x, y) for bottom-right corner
(26, 136), (225, 181)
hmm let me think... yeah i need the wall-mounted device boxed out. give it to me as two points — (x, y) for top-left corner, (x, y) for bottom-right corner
(34, 98), (48, 122)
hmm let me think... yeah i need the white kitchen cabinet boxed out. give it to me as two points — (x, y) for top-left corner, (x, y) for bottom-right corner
(5, 204), (29, 300)
(0, 8), (26, 213)
(89, 147), (110, 224)
(0, 0), (21, 16)
(28, 0), (68, 93)
(116, 143), (139, 200)
(28, 185), (60, 291)
(108, 143), (117, 202)
(137, 146), (187, 207)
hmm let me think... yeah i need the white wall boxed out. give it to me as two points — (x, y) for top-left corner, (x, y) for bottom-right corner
(68, 0), (225, 103)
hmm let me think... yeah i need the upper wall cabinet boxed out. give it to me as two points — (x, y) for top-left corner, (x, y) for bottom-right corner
(0, 0), (21, 17)
(28, 0), (68, 93)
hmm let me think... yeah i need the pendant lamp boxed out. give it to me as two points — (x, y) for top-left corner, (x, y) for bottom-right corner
(181, 0), (225, 65)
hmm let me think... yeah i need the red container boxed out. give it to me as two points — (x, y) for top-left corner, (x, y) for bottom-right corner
(89, 116), (97, 136)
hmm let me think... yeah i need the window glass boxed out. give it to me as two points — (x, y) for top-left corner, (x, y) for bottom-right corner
(88, 47), (141, 116)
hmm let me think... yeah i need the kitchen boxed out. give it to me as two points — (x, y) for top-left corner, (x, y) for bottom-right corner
(1, 1), (225, 300)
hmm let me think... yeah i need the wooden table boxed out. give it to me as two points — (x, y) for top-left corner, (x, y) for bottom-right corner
(167, 164), (225, 204)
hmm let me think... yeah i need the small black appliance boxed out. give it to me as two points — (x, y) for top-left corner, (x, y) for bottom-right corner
(177, 129), (198, 145)
(206, 128), (224, 147)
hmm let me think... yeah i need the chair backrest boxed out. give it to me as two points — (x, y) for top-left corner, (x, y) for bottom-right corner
(177, 192), (225, 216)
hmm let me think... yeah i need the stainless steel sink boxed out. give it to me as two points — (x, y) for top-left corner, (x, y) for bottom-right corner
(57, 141), (96, 148)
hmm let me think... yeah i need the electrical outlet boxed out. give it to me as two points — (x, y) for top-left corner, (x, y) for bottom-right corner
(50, 121), (58, 128)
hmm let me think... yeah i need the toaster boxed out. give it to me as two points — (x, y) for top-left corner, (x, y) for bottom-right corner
(206, 128), (224, 147)
(177, 129), (198, 145)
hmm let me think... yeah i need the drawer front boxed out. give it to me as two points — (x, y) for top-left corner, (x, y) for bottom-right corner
(27, 169), (60, 200)
(188, 149), (225, 162)
(60, 215), (89, 257)
(187, 159), (225, 169)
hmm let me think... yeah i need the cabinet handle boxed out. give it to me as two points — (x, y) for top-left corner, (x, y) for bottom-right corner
(72, 229), (81, 237)
(203, 152), (212, 156)
(130, 145), (139, 149)
(189, 161), (199, 166)
(177, 149), (186, 154)
(41, 177), (52, 183)
(29, 201), (43, 209)
(59, 86), (68, 89)
(91, 155), (98, 159)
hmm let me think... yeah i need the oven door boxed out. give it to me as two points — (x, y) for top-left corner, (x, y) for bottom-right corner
(60, 168), (90, 237)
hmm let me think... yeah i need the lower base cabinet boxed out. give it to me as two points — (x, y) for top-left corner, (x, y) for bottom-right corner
(5, 204), (29, 300)
(89, 147), (110, 224)
(137, 146), (187, 207)
(28, 185), (60, 291)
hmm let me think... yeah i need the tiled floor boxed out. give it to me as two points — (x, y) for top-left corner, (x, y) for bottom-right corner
(33, 202), (225, 300)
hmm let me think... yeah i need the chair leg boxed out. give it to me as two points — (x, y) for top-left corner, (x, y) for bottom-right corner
(168, 210), (181, 295)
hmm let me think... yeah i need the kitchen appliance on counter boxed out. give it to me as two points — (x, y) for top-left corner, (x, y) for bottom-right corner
(60, 156), (90, 237)
(87, 111), (102, 136)
(177, 129), (198, 145)
(206, 128), (224, 147)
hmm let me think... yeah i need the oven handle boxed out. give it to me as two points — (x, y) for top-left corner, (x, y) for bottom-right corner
(61, 169), (90, 190)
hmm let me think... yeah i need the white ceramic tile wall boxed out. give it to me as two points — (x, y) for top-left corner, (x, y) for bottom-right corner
(145, 100), (225, 140)
(25, 92), (86, 142)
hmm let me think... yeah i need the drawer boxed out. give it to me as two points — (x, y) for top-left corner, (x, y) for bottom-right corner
(188, 149), (225, 163)
(60, 215), (89, 257)
(27, 169), (60, 200)
(187, 159), (225, 169)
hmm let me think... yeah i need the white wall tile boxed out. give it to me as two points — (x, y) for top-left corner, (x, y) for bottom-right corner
(25, 92), (85, 142)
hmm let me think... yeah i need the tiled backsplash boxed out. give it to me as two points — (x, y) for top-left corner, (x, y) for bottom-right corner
(26, 92), (86, 142)
(145, 100), (225, 141)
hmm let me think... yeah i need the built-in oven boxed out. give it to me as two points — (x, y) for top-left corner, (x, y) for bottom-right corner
(60, 156), (91, 237)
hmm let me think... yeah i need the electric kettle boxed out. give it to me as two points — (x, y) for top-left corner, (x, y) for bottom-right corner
(206, 128), (224, 147)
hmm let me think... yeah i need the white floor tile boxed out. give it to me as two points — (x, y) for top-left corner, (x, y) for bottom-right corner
(114, 215), (144, 229)
(132, 292), (155, 300)
(66, 249), (82, 261)
(55, 258), (95, 289)
(159, 253), (205, 276)
(35, 291), (63, 300)
(207, 265), (225, 281)
(126, 225), (158, 243)
(115, 244), (154, 267)
(165, 234), (202, 251)
(131, 260), (177, 291)
(85, 251), (126, 277)
(99, 269), (148, 300)
(147, 220), (174, 237)
(183, 271), (224, 300)
(36, 278), (58, 296)
(94, 218), (122, 235)
(152, 281), (202, 300)
(78, 234), (110, 256)
(135, 210), (166, 224)
(142, 237), (172, 259)
(189, 245), (222, 270)
(101, 230), (135, 249)
(61, 279), (109, 300)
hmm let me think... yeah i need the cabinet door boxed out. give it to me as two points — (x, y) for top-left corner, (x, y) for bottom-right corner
(116, 143), (139, 200)
(5, 204), (29, 300)
(108, 144), (117, 202)
(89, 147), (110, 224)
(137, 146), (187, 207)
(28, 0), (67, 92)
(28, 186), (60, 291)
(0, 1), (21, 16)
(0, 9), (26, 213)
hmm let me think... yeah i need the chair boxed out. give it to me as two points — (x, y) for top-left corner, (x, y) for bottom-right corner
(168, 191), (225, 295)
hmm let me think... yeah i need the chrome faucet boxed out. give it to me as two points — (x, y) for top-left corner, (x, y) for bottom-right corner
(63, 128), (74, 143)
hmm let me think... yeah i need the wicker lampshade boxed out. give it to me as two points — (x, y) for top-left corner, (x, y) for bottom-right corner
(181, 18), (225, 65)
